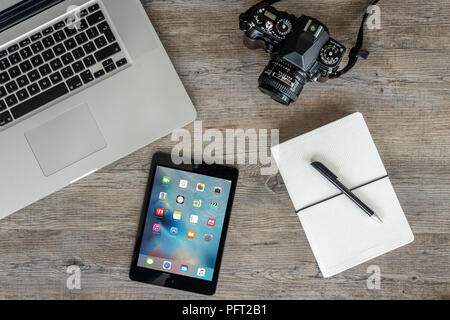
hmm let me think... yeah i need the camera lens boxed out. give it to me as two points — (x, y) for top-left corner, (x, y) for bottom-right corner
(257, 59), (306, 105)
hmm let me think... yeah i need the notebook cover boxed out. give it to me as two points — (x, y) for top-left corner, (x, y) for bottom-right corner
(271, 112), (414, 277)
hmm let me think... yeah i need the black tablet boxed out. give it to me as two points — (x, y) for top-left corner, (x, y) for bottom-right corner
(129, 152), (238, 295)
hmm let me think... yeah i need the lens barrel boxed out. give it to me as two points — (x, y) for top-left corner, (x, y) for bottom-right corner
(257, 59), (307, 105)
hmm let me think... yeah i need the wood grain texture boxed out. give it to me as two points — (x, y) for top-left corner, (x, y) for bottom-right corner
(0, 0), (449, 299)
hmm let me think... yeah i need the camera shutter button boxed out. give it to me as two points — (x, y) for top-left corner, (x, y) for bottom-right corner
(265, 20), (273, 30)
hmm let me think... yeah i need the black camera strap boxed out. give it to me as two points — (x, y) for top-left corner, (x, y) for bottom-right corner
(330, 0), (381, 79)
(241, 0), (381, 79)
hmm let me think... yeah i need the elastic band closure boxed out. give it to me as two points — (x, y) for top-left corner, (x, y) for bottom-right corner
(295, 174), (389, 213)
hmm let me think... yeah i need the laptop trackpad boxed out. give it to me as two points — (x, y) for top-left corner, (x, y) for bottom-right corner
(25, 104), (107, 177)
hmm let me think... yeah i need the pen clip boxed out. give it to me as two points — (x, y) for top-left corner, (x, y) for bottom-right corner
(311, 162), (338, 180)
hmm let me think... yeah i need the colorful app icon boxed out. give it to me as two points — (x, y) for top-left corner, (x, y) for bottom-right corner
(210, 201), (219, 211)
(170, 227), (178, 235)
(159, 192), (167, 200)
(173, 211), (182, 220)
(187, 230), (195, 239)
(190, 214), (199, 224)
(179, 180), (188, 188)
(196, 183), (205, 192)
(152, 223), (161, 232)
(163, 261), (172, 270)
(162, 176), (171, 184)
(207, 218), (216, 227)
(155, 208), (165, 217)
(193, 199), (202, 208)
(197, 268), (206, 277)
(180, 264), (188, 272)
(176, 195), (185, 204)
(204, 234), (213, 242)
(146, 257), (154, 266)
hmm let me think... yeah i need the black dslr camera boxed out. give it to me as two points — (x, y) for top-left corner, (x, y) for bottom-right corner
(239, 0), (374, 105)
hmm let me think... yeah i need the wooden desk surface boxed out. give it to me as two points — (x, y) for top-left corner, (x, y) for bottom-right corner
(0, 0), (448, 299)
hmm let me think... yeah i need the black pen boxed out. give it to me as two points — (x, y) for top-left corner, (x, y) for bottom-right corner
(311, 161), (383, 223)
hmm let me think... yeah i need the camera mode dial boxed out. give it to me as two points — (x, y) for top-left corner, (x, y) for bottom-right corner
(320, 43), (342, 66)
(276, 19), (292, 36)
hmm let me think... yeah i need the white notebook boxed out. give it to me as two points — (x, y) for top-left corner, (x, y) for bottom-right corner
(271, 112), (414, 277)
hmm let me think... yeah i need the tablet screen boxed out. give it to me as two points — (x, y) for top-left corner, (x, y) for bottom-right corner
(137, 165), (232, 281)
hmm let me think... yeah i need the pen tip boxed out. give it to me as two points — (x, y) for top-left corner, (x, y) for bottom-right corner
(371, 214), (383, 223)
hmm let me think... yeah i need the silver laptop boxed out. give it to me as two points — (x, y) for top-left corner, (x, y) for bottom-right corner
(0, 0), (196, 219)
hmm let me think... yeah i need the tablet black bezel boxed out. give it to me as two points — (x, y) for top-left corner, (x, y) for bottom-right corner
(129, 152), (238, 295)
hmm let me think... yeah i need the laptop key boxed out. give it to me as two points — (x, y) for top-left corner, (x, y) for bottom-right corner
(72, 47), (85, 60)
(66, 75), (82, 91)
(27, 83), (40, 96)
(53, 44), (66, 56)
(75, 33), (88, 45)
(31, 55), (44, 67)
(0, 87), (6, 98)
(87, 11), (105, 26)
(0, 51), (7, 58)
(98, 21), (110, 33)
(8, 66), (21, 78)
(39, 77), (52, 90)
(79, 19), (88, 31)
(0, 100), (6, 111)
(104, 30), (116, 43)
(61, 66), (74, 79)
(42, 49), (55, 61)
(9, 53), (22, 65)
(61, 52), (74, 65)
(0, 111), (13, 126)
(42, 27), (54, 35)
(7, 44), (19, 53)
(94, 43), (121, 62)
(0, 58), (11, 70)
(54, 30), (66, 42)
(86, 27), (99, 39)
(39, 64), (52, 76)
(94, 35), (107, 49)
(94, 69), (105, 78)
(31, 42), (44, 54)
(0, 72), (10, 84)
(5, 94), (18, 107)
(19, 38), (31, 47)
(31, 33), (42, 41)
(50, 58), (63, 71)
(116, 58), (128, 67)
(105, 63), (116, 73)
(20, 47), (33, 59)
(6, 80), (18, 93)
(83, 55), (96, 67)
(64, 38), (77, 51)
(83, 41), (96, 54)
(19, 60), (32, 73)
(27, 70), (40, 82)
(64, 26), (78, 37)
(17, 75), (29, 88)
(38, 76), (52, 90)
(49, 72), (63, 84)
(80, 70), (93, 84)
(53, 21), (65, 30)
(88, 4), (100, 12)
(102, 58), (113, 67)
(17, 89), (29, 101)
(11, 83), (69, 119)
(42, 36), (55, 48)
(72, 61), (85, 73)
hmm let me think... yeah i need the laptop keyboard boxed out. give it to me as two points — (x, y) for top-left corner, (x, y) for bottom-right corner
(0, 2), (130, 130)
